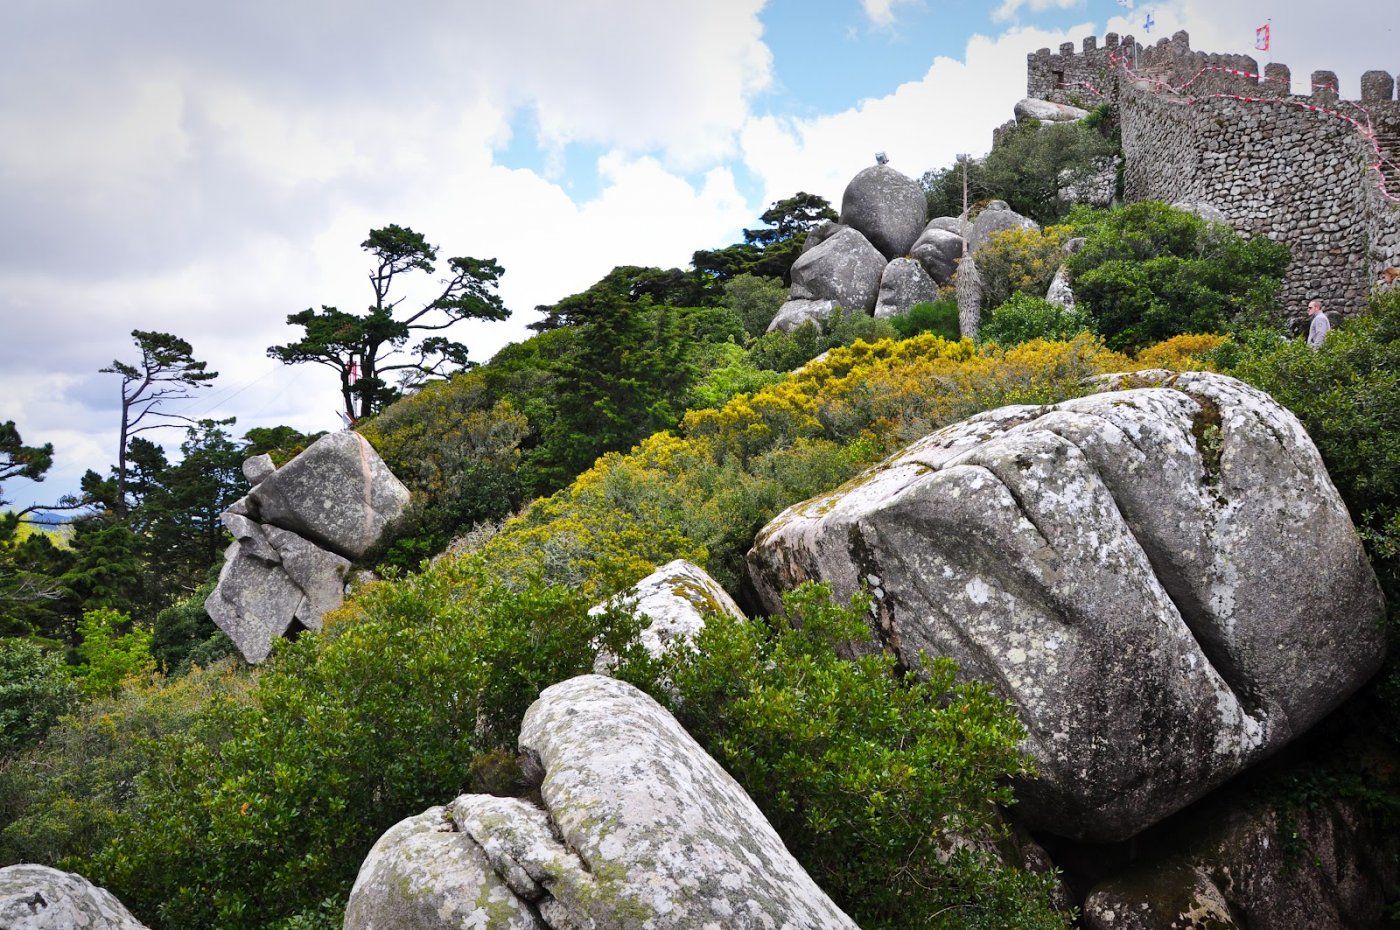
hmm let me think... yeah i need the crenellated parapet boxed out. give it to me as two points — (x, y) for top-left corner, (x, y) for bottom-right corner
(1025, 30), (1400, 314)
(1030, 29), (1398, 106)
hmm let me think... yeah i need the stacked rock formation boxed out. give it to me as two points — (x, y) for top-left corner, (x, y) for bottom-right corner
(205, 431), (410, 664)
(345, 675), (860, 930)
(771, 163), (931, 331)
(746, 370), (1386, 841)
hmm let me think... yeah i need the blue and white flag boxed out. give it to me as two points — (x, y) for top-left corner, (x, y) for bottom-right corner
(1143, 11), (1155, 32)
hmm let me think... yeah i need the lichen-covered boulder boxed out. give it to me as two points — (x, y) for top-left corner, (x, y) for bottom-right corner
(910, 223), (963, 284)
(839, 164), (928, 260)
(874, 258), (939, 319)
(0, 865), (150, 930)
(788, 227), (886, 316)
(1015, 97), (1090, 124)
(746, 371), (1385, 842)
(1082, 786), (1400, 930)
(344, 806), (543, 930)
(1045, 264), (1075, 309)
(969, 200), (1037, 254)
(592, 558), (744, 658)
(345, 675), (860, 930)
(768, 298), (838, 334)
(242, 431), (409, 561)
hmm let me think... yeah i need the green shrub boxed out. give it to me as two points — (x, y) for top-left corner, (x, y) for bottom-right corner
(0, 661), (250, 868)
(745, 307), (898, 372)
(980, 293), (1094, 346)
(1228, 290), (1400, 593)
(73, 608), (155, 698)
(626, 582), (1068, 930)
(150, 580), (235, 675)
(888, 299), (960, 340)
(0, 639), (76, 756)
(975, 225), (1072, 312)
(722, 272), (788, 337)
(1066, 202), (1288, 351)
(77, 567), (649, 929)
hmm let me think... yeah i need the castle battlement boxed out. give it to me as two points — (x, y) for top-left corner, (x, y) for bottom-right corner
(1028, 30), (1397, 106)
(1023, 31), (1400, 314)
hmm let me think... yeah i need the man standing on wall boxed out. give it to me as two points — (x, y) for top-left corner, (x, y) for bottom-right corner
(1307, 299), (1332, 348)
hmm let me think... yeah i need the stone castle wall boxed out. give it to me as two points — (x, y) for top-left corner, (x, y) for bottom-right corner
(1028, 32), (1400, 314)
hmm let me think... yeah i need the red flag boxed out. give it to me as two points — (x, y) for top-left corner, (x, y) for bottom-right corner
(1254, 23), (1270, 51)
(348, 359), (360, 384)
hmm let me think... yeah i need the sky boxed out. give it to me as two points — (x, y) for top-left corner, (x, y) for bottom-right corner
(1, 0), (1395, 510)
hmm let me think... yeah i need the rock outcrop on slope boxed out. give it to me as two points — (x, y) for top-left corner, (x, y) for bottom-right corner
(591, 558), (744, 660)
(746, 371), (1386, 842)
(345, 675), (859, 930)
(205, 431), (410, 664)
(0, 865), (150, 930)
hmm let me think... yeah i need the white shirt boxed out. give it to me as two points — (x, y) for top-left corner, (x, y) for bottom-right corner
(1307, 312), (1331, 348)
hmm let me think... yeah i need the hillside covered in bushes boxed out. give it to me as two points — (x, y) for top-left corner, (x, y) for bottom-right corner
(3, 93), (1399, 929)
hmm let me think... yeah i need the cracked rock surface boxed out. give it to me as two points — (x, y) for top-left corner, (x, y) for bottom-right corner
(746, 371), (1385, 842)
(0, 864), (150, 930)
(345, 675), (860, 930)
(205, 431), (408, 663)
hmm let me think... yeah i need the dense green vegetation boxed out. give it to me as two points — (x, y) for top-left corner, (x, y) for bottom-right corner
(922, 111), (1118, 225)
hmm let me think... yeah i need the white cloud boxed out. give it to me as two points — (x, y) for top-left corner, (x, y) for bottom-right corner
(992, 0), (1085, 24)
(861, 0), (921, 28)
(740, 24), (1095, 208)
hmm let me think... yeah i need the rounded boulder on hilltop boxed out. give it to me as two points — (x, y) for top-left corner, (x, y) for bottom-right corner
(839, 164), (928, 260)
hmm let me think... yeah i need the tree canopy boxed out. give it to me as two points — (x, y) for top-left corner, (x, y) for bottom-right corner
(268, 225), (511, 420)
(692, 192), (837, 286)
(101, 330), (218, 516)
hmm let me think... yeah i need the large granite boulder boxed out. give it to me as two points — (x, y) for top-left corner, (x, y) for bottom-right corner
(839, 164), (928, 260)
(206, 431), (409, 663)
(241, 431), (409, 561)
(787, 227), (886, 317)
(1082, 786), (1400, 930)
(1015, 97), (1091, 124)
(800, 220), (849, 256)
(345, 675), (859, 930)
(969, 200), (1038, 254)
(746, 371), (1386, 842)
(910, 223), (964, 284)
(874, 258), (940, 319)
(0, 865), (150, 930)
(592, 558), (743, 659)
(768, 298), (838, 334)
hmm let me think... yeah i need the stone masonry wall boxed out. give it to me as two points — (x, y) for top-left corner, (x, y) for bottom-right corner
(1029, 31), (1400, 315)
